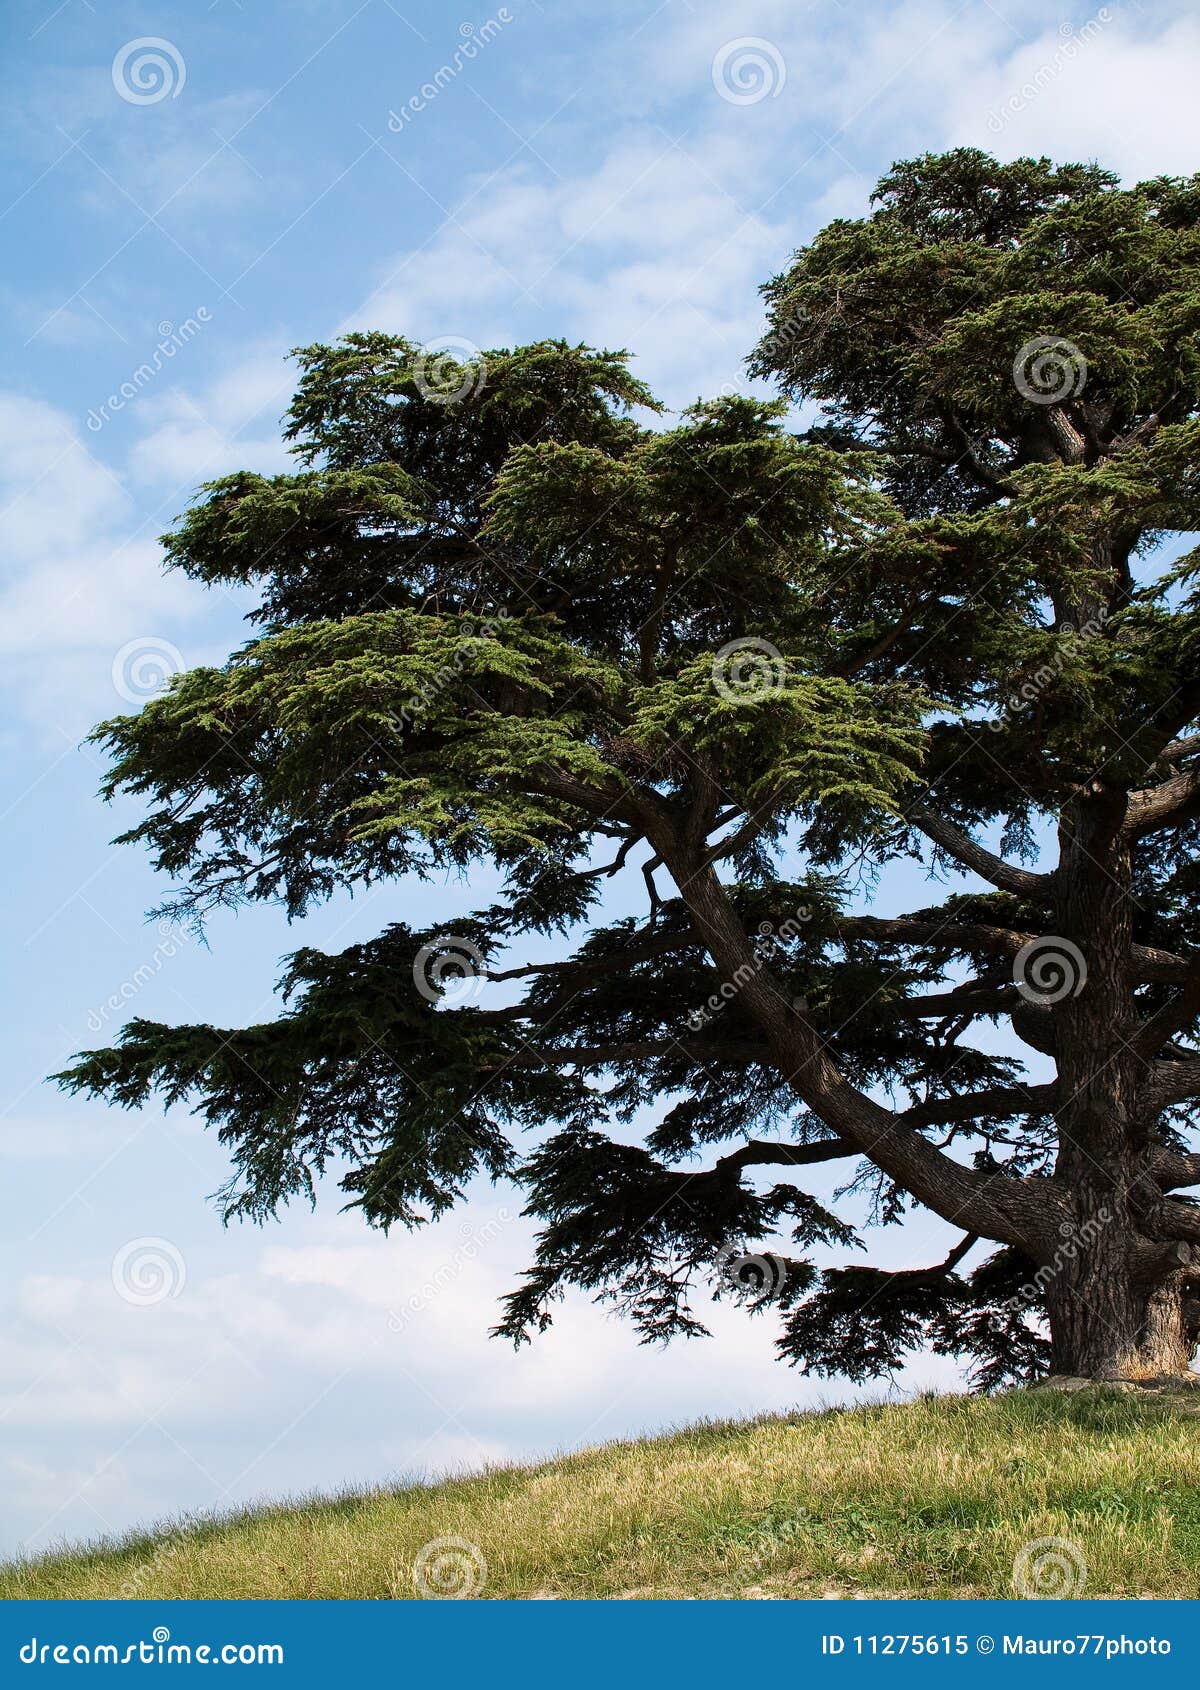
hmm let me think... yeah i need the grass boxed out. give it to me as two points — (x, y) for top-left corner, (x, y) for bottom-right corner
(4, 1387), (1200, 1601)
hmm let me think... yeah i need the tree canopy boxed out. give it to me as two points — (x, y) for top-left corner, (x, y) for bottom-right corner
(60, 149), (1200, 1388)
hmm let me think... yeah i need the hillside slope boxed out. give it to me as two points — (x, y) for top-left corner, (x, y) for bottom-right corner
(4, 1389), (1200, 1601)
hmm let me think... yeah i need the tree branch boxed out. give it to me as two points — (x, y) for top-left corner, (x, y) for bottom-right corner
(1131, 976), (1200, 1062)
(899, 1083), (1056, 1129)
(648, 825), (1058, 1257)
(711, 1137), (858, 1174)
(1122, 768), (1200, 839)
(907, 805), (1054, 899)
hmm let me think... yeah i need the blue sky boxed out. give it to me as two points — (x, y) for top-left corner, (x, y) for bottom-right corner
(2, 0), (1198, 1559)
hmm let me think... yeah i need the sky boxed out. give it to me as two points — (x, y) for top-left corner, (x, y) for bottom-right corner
(2, 0), (1198, 1561)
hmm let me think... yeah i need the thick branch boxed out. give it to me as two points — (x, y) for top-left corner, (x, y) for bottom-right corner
(1123, 768), (1200, 839)
(1131, 977), (1200, 1062)
(899, 1083), (1057, 1130)
(649, 828), (1056, 1257)
(711, 1137), (857, 1174)
(1150, 1149), (1200, 1191)
(908, 805), (1054, 900)
(1143, 1060), (1200, 1112)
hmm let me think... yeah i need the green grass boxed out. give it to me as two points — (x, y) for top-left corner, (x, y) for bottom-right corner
(5, 1388), (1200, 1601)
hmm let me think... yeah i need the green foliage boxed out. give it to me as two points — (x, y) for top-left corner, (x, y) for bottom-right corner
(58, 151), (1200, 1390)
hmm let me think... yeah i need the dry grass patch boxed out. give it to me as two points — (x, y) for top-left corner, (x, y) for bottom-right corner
(4, 1388), (1199, 1601)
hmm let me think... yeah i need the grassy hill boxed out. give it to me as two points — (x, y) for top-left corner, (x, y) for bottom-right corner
(4, 1388), (1200, 1601)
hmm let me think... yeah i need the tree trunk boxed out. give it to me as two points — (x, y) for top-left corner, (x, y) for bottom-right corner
(1046, 1265), (1198, 1380)
(1044, 788), (1199, 1381)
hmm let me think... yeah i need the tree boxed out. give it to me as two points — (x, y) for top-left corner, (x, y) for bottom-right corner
(60, 149), (1200, 1388)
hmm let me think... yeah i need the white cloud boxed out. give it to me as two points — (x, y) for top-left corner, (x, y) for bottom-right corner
(0, 343), (297, 741)
(127, 342), (294, 488)
(0, 394), (203, 737)
(0, 1201), (961, 1552)
(347, 135), (788, 406)
(946, 14), (1200, 179)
